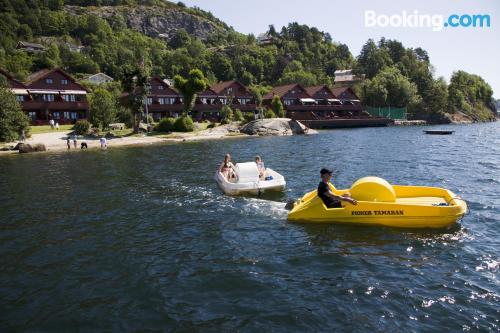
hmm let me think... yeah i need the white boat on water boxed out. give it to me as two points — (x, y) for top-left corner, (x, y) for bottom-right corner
(215, 162), (286, 195)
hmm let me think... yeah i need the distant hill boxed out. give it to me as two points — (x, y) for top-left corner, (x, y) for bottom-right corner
(0, 0), (496, 123)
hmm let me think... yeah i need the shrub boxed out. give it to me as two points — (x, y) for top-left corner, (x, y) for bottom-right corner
(116, 106), (132, 128)
(243, 112), (256, 123)
(155, 117), (176, 132)
(73, 119), (91, 135)
(264, 109), (276, 118)
(220, 105), (233, 124)
(207, 122), (216, 128)
(145, 115), (154, 124)
(0, 87), (30, 142)
(173, 115), (195, 132)
(234, 108), (244, 121)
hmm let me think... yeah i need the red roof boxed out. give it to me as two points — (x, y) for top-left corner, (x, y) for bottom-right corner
(331, 87), (357, 99)
(305, 85), (335, 97)
(209, 80), (250, 95)
(0, 68), (26, 88)
(150, 77), (179, 94)
(26, 68), (88, 91)
(263, 83), (308, 100)
(198, 88), (218, 96)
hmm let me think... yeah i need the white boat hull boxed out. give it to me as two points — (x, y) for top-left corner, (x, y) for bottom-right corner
(215, 168), (286, 195)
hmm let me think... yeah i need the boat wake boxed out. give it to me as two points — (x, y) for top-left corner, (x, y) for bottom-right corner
(238, 197), (289, 220)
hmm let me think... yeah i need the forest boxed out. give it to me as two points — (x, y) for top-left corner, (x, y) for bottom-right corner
(0, 0), (496, 122)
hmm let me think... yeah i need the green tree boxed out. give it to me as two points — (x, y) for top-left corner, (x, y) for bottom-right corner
(448, 70), (495, 120)
(0, 86), (30, 142)
(233, 108), (244, 121)
(271, 95), (285, 118)
(361, 67), (420, 108)
(174, 69), (207, 115)
(264, 108), (276, 118)
(210, 53), (235, 81)
(121, 65), (150, 133)
(220, 105), (233, 124)
(169, 28), (191, 49)
(89, 88), (117, 129)
(354, 39), (392, 79)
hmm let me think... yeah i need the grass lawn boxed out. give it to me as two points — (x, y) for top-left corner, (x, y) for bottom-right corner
(30, 125), (74, 134)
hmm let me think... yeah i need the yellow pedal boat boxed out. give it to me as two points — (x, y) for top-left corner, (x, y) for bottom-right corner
(288, 177), (467, 228)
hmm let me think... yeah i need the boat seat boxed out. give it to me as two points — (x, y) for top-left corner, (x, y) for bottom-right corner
(396, 197), (447, 206)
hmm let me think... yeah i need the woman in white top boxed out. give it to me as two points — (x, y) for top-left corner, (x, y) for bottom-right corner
(255, 155), (265, 178)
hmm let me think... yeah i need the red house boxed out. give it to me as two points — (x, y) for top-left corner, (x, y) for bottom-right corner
(145, 77), (183, 120)
(331, 87), (361, 105)
(305, 85), (341, 105)
(263, 83), (311, 107)
(193, 80), (257, 120)
(1, 68), (89, 125)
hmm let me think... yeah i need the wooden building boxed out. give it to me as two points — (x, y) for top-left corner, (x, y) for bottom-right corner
(263, 83), (391, 128)
(144, 77), (183, 120)
(84, 73), (114, 85)
(1, 68), (89, 124)
(16, 41), (45, 53)
(193, 80), (257, 121)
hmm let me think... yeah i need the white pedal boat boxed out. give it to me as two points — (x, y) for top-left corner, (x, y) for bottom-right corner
(215, 162), (286, 195)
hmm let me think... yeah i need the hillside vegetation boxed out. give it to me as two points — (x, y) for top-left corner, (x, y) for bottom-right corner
(0, 0), (496, 123)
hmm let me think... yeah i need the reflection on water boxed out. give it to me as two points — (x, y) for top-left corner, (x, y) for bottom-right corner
(0, 122), (499, 331)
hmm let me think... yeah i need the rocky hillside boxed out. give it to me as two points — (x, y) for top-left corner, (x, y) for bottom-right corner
(64, 5), (225, 41)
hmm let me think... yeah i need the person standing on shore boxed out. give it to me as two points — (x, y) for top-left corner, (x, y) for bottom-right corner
(19, 129), (26, 143)
(66, 137), (71, 149)
(49, 119), (54, 129)
(99, 137), (107, 149)
(72, 134), (77, 149)
(55, 122), (59, 130)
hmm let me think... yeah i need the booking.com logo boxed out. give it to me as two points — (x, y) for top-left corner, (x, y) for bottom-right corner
(365, 10), (491, 31)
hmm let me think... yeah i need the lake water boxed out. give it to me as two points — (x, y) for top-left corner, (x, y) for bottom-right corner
(0, 123), (498, 332)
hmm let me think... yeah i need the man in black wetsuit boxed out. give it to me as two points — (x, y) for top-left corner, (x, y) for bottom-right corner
(318, 168), (357, 208)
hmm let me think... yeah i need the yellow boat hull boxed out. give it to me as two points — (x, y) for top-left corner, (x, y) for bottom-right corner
(288, 183), (467, 228)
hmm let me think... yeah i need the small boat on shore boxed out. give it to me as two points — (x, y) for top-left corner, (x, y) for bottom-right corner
(288, 177), (467, 228)
(424, 130), (455, 135)
(215, 162), (286, 195)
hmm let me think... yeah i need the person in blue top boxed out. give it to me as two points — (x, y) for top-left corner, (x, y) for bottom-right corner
(318, 168), (357, 208)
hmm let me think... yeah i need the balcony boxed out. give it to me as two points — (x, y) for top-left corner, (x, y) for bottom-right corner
(21, 101), (89, 111)
(146, 103), (258, 112)
(285, 104), (363, 111)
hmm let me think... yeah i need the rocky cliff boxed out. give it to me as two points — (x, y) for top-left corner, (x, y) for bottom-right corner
(65, 5), (225, 41)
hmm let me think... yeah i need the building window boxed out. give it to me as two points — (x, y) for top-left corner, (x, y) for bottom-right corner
(43, 94), (55, 102)
(61, 79), (68, 85)
(62, 95), (76, 102)
(28, 111), (36, 120)
(52, 112), (60, 119)
(283, 99), (293, 106)
(16, 95), (25, 102)
(147, 97), (153, 105)
(227, 87), (233, 94)
(64, 111), (69, 119)
(158, 85), (164, 90)
(46, 78), (53, 84)
(70, 112), (78, 119)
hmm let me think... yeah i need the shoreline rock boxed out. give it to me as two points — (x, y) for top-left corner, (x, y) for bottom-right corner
(240, 118), (317, 136)
(17, 143), (47, 153)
